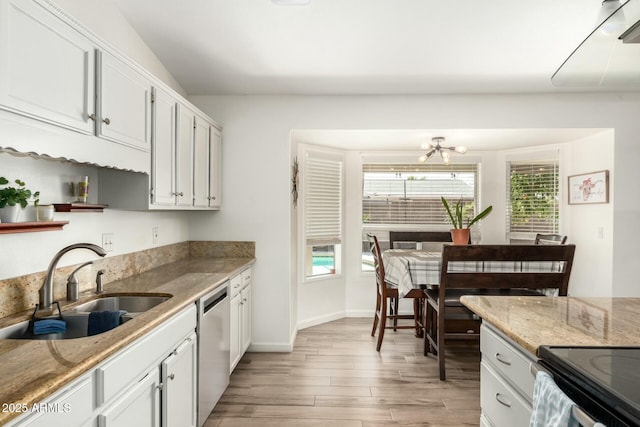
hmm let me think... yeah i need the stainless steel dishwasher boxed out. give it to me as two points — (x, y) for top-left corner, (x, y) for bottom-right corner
(197, 283), (230, 426)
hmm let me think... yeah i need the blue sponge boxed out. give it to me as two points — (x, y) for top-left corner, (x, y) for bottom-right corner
(33, 319), (67, 335)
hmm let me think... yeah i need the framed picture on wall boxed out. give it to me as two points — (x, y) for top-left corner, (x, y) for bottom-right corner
(568, 170), (609, 205)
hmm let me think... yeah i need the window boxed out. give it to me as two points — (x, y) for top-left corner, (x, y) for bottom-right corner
(361, 163), (478, 270)
(506, 159), (559, 242)
(303, 149), (343, 278)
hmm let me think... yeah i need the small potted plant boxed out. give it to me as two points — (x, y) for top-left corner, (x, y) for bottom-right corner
(0, 177), (40, 223)
(441, 196), (492, 245)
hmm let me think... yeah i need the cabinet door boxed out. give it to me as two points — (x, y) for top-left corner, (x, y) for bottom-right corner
(162, 333), (197, 427)
(176, 104), (194, 207)
(98, 367), (160, 427)
(151, 87), (177, 206)
(208, 127), (222, 209)
(0, 0), (95, 134)
(193, 115), (210, 208)
(98, 50), (151, 151)
(241, 284), (251, 354)
(230, 293), (241, 372)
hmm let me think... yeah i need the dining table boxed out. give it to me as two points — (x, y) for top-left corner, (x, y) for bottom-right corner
(382, 248), (559, 298)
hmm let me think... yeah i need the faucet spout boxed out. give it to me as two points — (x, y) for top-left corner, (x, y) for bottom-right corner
(39, 243), (107, 309)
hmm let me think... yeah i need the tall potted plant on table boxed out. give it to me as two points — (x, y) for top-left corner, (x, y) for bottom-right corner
(0, 177), (40, 223)
(441, 196), (493, 245)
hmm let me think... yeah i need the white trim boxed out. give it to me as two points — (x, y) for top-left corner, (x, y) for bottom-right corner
(297, 310), (345, 330)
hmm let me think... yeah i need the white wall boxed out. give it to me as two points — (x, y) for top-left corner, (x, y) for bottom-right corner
(0, 153), (189, 279)
(566, 131), (615, 297)
(190, 93), (639, 349)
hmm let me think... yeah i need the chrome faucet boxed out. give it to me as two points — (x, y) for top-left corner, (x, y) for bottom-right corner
(40, 243), (107, 309)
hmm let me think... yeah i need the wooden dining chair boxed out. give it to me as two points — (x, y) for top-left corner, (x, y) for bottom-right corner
(534, 233), (568, 245)
(424, 244), (575, 380)
(368, 233), (425, 351)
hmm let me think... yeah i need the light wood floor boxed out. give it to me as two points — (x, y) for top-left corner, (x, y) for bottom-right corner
(206, 317), (481, 426)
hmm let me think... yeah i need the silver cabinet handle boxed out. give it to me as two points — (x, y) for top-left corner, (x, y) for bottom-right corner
(157, 383), (164, 391)
(168, 373), (175, 380)
(88, 113), (96, 121)
(495, 352), (512, 366)
(495, 393), (511, 408)
(102, 117), (111, 125)
(243, 298), (247, 302)
(173, 192), (184, 197)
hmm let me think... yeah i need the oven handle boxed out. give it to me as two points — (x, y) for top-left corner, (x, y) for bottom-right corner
(530, 363), (600, 427)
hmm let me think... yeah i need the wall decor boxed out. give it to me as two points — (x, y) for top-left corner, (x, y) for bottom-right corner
(568, 170), (609, 205)
(291, 156), (299, 207)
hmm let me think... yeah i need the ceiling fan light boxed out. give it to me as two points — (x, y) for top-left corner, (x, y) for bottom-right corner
(418, 155), (427, 163)
(421, 142), (432, 150)
(455, 146), (468, 154)
(441, 151), (450, 159)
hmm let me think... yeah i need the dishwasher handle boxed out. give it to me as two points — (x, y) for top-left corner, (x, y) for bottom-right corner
(202, 287), (228, 315)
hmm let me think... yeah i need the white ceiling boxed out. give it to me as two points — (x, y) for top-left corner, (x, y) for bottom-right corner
(110, 0), (617, 150)
(112, 0), (611, 96)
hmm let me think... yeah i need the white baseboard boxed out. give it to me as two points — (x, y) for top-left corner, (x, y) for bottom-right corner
(248, 327), (298, 353)
(297, 310), (345, 330)
(345, 309), (374, 317)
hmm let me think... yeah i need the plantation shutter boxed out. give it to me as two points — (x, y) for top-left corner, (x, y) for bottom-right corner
(305, 153), (343, 245)
(506, 160), (559, 234)
(362, 164), (478, 226)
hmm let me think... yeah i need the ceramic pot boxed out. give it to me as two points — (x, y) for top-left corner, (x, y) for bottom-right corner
(450, 228), (470, 245)
(0, 205), (22, 223)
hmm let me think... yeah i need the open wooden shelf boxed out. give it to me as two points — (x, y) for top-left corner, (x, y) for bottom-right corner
(53, 204), (107, 213)
(0, 221), (69, 234)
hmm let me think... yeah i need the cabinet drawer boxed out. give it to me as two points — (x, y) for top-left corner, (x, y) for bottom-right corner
(230, 274), (242, 297)
(14, 374), (94, 427)
(480, 324), (535, 402)
(96, 304), (196, 405)
(481, 362), (532, 427)
(241, 268), (252, 287)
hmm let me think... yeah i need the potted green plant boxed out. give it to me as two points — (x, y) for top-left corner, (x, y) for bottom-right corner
(0, 177), (40, 223)
(441, 196), (492, 245)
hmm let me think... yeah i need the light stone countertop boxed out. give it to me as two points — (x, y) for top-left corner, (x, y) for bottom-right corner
(0, 256), (254, 425)
(460, 296), (640, 356)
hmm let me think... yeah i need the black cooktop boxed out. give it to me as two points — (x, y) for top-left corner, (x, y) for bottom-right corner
(539, 346), (640, 426)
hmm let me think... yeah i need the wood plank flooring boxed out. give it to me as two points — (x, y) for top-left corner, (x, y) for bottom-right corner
(205, 318), (481, 426)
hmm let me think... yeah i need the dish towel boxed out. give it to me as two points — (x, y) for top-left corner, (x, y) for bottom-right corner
(87, 310), (126, 336)
(530, 371), (580, 427)
(33, 319), (67, 335)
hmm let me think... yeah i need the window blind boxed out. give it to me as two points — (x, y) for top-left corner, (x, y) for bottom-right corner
(305, 154), (343, 245)
(362, 164), (478, 226)
(506, 160), (559, 234)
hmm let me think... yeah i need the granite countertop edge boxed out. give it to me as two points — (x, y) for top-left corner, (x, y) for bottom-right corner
(0, 256), (255, 425)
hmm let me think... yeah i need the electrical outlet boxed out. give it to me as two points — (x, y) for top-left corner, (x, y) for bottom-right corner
(152, 227), (159, 245)
(102, 233), (114, 252)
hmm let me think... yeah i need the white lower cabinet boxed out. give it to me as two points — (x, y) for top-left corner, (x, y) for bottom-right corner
(230, 268), (252, 372)
(98, 367), (160, 427)
(161, 333), (197, 427)
(479, 323), (536, 427)
(7, 304), (197, 427)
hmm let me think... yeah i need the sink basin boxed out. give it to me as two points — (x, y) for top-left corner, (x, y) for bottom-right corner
(0, 294), (171, 340)
(71, 294), (171, 314)
(0, 314), (92, 340)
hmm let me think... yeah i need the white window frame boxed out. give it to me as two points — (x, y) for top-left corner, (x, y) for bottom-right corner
(505, 149), (562, 243)
(298, 144), (346, 282)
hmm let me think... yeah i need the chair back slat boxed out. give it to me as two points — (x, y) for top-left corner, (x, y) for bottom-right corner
(389, 231), (452, 249)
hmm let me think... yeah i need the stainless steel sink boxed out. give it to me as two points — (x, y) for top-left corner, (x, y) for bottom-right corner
(71, 295), (171, 314)
(0, 314), (91, 340)
(0, 294), (171, 340)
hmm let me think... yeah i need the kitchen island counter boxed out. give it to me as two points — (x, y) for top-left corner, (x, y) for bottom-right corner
(460, 296), (640, 356)
(0, 255), (254, 425)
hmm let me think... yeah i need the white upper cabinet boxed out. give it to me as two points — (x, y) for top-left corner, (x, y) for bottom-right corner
(0, 0), (95, 134)
(209, 127), (222, 209)
(151, 87), (177, 206)
(97, 50), (152, 151)
(176, 104), (195, 207)
(193, 115), (210, 208)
